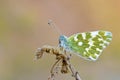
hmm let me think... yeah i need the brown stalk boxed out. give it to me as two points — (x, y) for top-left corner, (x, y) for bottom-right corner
(34, 45), (82, 80)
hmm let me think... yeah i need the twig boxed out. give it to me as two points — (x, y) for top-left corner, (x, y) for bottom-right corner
(34, 45), (82, 80)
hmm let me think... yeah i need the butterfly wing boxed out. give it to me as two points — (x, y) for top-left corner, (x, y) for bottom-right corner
(67, 30), (112, 61)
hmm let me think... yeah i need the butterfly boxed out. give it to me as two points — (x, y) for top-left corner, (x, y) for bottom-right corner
(59, 30), (112, 61)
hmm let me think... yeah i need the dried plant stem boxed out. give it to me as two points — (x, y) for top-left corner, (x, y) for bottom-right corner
(50, 58), (61, 74)
(67, 61), (81, 80)
(35, 45), (82, 80)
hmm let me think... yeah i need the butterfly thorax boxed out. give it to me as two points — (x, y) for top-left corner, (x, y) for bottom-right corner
(59, 35), (71, 51)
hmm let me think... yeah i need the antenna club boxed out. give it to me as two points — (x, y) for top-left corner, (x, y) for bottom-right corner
(47, 19), (62, 35)
(48, 19), (53, 25)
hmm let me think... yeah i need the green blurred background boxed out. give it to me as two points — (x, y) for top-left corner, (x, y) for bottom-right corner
(0, 0), (120, 80)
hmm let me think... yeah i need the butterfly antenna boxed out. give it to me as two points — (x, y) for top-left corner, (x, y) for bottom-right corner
(48, 19), (62, 35)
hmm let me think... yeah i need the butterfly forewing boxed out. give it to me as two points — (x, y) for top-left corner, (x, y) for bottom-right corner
(67, 30), (112, 61)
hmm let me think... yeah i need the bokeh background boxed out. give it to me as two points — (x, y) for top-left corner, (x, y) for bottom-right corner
(0, 0), (120, 80)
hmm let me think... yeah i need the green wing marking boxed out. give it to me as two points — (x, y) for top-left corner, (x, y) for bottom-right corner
(67, 30), (112, 61)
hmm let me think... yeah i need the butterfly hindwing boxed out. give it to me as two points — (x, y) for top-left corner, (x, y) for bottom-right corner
(67, 30), (112, 61)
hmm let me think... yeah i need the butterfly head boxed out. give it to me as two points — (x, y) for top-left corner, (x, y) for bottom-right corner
(59, 35), (70, 50)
